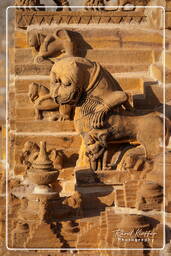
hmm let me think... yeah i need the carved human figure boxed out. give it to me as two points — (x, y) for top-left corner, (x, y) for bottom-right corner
(27, 29), (75, 64)
(28, 82), (72, 121)
(117, 145), (146, 171)
(20, 141), (39, 169)
(83, 131), (108, 171)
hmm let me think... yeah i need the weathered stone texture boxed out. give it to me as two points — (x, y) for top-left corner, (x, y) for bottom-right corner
(2, 0), (170, 254)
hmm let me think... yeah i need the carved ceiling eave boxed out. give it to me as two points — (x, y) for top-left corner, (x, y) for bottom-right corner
(16, 10), (147, 28)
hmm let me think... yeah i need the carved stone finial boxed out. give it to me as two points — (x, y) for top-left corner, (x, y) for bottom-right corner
(27, 141), (58, 195)
(32, 141), (53, 168)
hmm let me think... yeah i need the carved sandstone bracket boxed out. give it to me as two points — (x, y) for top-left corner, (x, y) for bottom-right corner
(27, 29), (76, 64)
(28, 82), (72, 121)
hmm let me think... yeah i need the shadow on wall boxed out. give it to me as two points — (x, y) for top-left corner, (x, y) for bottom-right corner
(69, 30), (92, 57)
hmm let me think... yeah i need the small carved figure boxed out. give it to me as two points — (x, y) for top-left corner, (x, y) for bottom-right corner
(49, 149), (64, 170)
(83, 131), (108, 171)
(117, 145), (146, 171)
(15, 0), (41, 10)
(28, 82), (72, 121)
(20, 141), (39, 169)
(27, 29), (75, 64)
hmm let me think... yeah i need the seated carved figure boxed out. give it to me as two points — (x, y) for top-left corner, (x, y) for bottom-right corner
(27, 29), (75, 64)
(28, 82), (72, 121)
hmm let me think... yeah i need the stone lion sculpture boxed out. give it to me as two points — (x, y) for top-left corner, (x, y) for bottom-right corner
(49, 56), (171, 170)
(50, 57), (132, 131)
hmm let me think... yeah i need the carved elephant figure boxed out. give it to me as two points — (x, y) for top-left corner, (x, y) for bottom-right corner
(27, 29), (76, 64)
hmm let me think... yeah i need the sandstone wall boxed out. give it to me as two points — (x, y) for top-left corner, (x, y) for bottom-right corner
(0, 0), (171, 255)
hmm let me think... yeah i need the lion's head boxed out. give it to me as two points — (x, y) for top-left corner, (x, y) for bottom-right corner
(50, 57), (93, 105)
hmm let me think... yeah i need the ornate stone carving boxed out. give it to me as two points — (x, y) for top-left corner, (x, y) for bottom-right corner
(50, 56), (170, 171)
(20, 141), (39, 170)
(20, 141), (64, 170)
(16, 10), (147, 28)
(84, 0), (109, 11)
(28, 82), (72, 121)
(27, 141), (58, 195)
(50, 57), (133, 129)
(27, 29), (76, 64)
(83, 131), (108, 171)
(15, 0), (41, 10)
